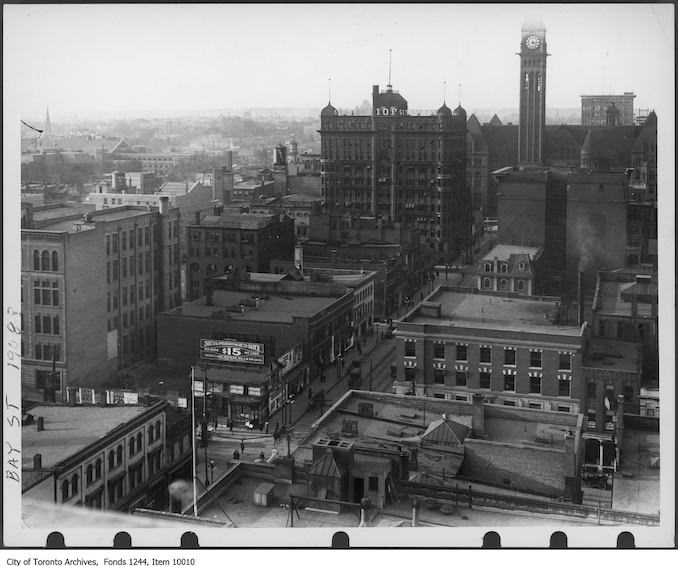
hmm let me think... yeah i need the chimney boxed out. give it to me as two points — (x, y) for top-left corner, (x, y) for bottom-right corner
(37, 417), (44, 432)
(226, 150), (233, 171)
(213, 204), (223, 216)
(159, 196), (169, 216)
(411, 498), (421, 527)
(577, 272), (584, 326)
(471, 393), (485, 437)
(34, 454), (42, 470)
(194, 211), (201, 225)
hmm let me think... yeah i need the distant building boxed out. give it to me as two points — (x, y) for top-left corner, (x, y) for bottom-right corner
(319, 83), (471, 264)
(393, 286), (587, 414)
(21, 201), (181, 398)
(477, 243), (543, 295)
(581, 93), (636, 126)
(21, 400), (191, 512)
(250, 193), (323, 241)
(185, 213), (295, 299)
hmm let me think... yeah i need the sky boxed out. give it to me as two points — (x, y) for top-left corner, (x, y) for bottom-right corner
(3, 3), (674, 120)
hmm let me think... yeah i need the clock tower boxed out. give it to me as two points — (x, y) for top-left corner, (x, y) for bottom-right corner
(518, 19), (548, 165)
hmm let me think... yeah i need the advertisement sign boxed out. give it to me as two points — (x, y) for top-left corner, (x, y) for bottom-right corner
(229, 384), (244, 395)
(177, 397), (187, 408)
(249, 386), (261, 397)
(200, 339), (264, 364)
(278, 343), (303, 377)
(123, 391), (139, 405)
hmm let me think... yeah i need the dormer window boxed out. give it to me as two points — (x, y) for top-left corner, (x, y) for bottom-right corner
(484, 263), (491, 272)
(519, 262), (526, 270)
(500, 264), (508, 273)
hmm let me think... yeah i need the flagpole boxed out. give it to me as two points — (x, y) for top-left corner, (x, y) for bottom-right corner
(191, 366), (198, 517)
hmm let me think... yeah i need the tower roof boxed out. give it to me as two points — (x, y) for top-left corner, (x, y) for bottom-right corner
(453, 104), (466, 117)
(321, 102), (338, 116)
(437, 102), (452, 117)
(522, 17), (546, 32)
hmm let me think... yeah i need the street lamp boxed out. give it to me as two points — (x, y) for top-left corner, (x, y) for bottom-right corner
(209, 460), (215, 484)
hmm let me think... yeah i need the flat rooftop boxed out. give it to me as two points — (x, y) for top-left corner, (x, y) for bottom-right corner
(38, 207), (155, 233)
(406, 288), (582, 336)
(22, 405), (150, 488)
(481, 244), (542, 262)
(584, 338), (641, 373)
(169, 289), (342, 323)
(596, 281), (656, 317)
(30, 203), (95, 223)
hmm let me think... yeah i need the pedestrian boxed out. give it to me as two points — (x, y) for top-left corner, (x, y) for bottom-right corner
(275, 421), (280, 435)
(240, 439), (245, 453)
(229, 420), (233, 433)
(259, 451), (265, 461)
(214, 417), (219, 429)
(265, 421), (269, 434)
(233, 449), (240, 460)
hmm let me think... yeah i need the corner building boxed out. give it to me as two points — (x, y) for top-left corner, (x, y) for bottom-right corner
(320, 84), (472, 263)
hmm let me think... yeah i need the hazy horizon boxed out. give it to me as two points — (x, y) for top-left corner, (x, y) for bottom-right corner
(4, 4), (673, 119)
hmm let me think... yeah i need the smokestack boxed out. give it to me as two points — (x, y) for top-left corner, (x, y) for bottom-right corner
(37, 417), (44, 432)
(226, 151), (233, 171)
(159, 196), (169, 216)
(577, 272), (584, 326)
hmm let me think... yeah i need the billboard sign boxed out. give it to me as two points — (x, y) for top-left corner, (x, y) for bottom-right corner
(200, 339), (264, 364)
(278, 344), (303, 377)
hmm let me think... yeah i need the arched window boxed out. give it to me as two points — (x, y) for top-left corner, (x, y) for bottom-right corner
(33, 250), (40, 270)
(51, 251), (59, 271)
(517, 280), (525, 291)
(95, 458), (102, 479)
(155, 420), (161, 441)
(500, 279), (507, 290)
(484, 263), (491, 272)
(483, 277), (491, 288)
(129, 437), (136, 456)
(137, 431), (143, 451)
(41, 250), (50, 271)
(518, 262), (526, 270)
(61, 479), (69, 501)
(500, 264), (508, 273)
(72, 473), (79, 495)
(207, 263), (217, 275)
(148, 425), (154, 444)
(116, 445), (123, 466)
(108, 450), (115, 470)
(86, 464), (93, 484)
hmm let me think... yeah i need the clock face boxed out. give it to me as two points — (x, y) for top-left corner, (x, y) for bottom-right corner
(525, 35), (540, 50)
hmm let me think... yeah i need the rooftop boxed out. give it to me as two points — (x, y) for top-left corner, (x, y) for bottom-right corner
(595, 280), (656, 318)
(22, 405), (150, 482)
(167, 288), (342, 324)
(481, 244), (542, 262)
(40, 207), (156, 233)
(584, 338), (641, 373)
(191, 213), (279, 230)
(30, 203), (95, 224)
(404, 287), (582, 336)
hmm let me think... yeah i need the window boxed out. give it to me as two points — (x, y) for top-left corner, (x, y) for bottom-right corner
(112, 260), (118, 281)
(116, 445), (123, 466)
(72, 473), (79, 495)
(598, 320), (606, 336)
(500, 264), (508, 273)
(368, 476), (379, 491)
(86, 464), (93, 485)
(404, 367), (416, 380)
(479, 346), (491, 363)
(517, 280), (524, 291)
(52, 282), (59, 305)
(623, 386), (634, 403)
(129, 436), (136, 456)
(504, 374), (515, 391)
(529, 351), (542, 368)
(51, 251), (58, 271)
(483, 277), (491, 288)
(112, 233), (118, 253)
(558, 379), (571, 397)
(455, 371), (467, 387)
(529, 375), (541, 394)
(484, 263), (491, 272)
(108, 450), (115, 470)
(33, 250), (40, 270)
(504, 348), (516, 366)
(433, 368), (445, 384)
(155, 421), (161, 440)
(122, 257), (128, 278)
(587, 382), (597, 399)
(41, 251), (50, 271)
(34, 315), (41, 333)
(122, 232), (127, 251)
(148, 424), (154, 444)
(404, 341), (416, 357)
(61, 479), (69, 501)
(500, 279), (507, 290)
(558, 353), (572, 371)
(433, 342), (445, 359)
(456, 344), (467, 361)
(557, 405), (571, 413)
(95, 459), (102, 480)
(479, 372), (491, 389)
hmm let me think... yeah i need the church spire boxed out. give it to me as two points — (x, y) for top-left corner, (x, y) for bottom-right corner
(44, 107), (52, 134)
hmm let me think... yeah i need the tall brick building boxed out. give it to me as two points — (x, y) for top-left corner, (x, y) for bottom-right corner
(21, 200), (181, 398)
(319, 83), (472, 264)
